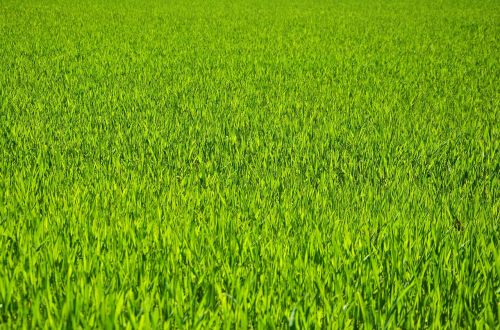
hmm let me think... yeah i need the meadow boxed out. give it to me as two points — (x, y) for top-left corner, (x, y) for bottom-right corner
(0, 0), (499, 328)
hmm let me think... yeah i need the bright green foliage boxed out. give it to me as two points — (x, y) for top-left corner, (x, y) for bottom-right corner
(0, 0), (499, 328)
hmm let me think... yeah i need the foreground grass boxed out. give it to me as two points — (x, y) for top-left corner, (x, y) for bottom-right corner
(0, 0), (499, 328)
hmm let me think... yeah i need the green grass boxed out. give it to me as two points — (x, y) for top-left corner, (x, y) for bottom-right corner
(0, 0), (499, 328)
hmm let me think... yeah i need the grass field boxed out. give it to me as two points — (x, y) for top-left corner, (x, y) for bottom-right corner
(0, 0), (499, 328)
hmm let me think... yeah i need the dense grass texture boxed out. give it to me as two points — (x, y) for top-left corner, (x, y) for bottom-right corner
(0, 0), (499, 328)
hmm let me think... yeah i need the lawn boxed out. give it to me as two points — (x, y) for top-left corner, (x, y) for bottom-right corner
(0, 0), (499, 328)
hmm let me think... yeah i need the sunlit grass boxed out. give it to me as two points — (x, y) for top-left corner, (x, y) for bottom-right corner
(0, 0), (498, 328)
